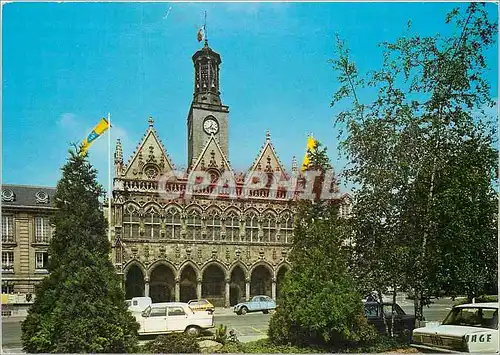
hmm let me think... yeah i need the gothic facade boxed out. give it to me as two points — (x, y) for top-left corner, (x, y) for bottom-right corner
(110, 40), (346, 307)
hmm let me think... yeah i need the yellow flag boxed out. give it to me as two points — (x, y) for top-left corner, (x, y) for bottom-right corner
(80, 118), (110, 155)
(301, 135), (317, 172)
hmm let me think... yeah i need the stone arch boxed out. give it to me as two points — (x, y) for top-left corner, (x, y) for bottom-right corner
(123, 259), (148, 277)
(201, 261), (227, 307)
(124, 260), (146, 299)
(143, 202), (162, 212)
(229, 263), (247, 306)
(148, 261), (176, 303)
(250, 261), (274, 298)
(276, 262), (291, 300)
(185, 203), (203, 213)
(178, 261), (199, 303)
(165, 204), (182, 214)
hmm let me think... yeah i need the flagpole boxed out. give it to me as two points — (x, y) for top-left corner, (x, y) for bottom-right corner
(108, 112), (112, 243)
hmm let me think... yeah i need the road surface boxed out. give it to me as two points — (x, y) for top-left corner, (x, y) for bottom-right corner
(1, 296), (459, 353)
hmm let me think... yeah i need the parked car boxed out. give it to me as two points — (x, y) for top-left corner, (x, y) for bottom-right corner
(364, 301), (416, 338)
(126, 296), (152, 313)
(411, 302), (498, 353)
(233, 295), (276, 315)
(187, 299), (215, 314)
(135, 302), (214, 336)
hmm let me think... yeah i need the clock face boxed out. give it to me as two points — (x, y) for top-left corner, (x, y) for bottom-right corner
(203, 117), (219, 134)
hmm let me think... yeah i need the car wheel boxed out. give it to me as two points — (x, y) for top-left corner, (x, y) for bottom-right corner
(241, 307), (248, 315)
(263, 310), (269, 314)
(185, 326), (200, 337)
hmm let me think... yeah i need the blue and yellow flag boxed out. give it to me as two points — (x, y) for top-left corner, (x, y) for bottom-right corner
(301, 135), (317, 172)
(80, 117), (110, 155)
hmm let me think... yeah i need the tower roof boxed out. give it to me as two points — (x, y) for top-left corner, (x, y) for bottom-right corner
(192, 40), (221, 63)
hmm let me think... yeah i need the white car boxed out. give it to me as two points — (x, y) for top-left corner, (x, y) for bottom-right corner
(135, 302), (214, 336)
(411, 302), (498, 353)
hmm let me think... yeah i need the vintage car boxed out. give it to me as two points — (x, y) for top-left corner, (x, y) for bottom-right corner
(364, 301), (415, 338)
(233, 295), (276, 315)
(135, 302), (214, 336)
(411, 302), (498, 353)
(187, 299), (215, 314)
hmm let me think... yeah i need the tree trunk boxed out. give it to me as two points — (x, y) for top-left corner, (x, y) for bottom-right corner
(377, 289), (390, 335)
(391, 288), (397, 338)
(414, 291), (424, 328)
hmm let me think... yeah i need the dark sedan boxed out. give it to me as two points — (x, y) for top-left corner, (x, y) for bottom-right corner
(364, 301), (415, 339)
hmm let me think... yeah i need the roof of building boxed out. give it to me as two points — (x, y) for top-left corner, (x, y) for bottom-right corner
(1, 184), (56, 209)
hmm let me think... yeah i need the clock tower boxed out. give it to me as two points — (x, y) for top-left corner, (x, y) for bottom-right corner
(187, 39), (229, 168)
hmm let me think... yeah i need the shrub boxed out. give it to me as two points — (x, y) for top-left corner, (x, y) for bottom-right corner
(143, 334), (201, 354)
(215, 324), (228, 344)
(268, 181), (379, 349)
(21, 148), (139, 353)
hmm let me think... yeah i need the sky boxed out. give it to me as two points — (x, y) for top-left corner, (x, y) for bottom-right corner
(3, 1), (498, 193)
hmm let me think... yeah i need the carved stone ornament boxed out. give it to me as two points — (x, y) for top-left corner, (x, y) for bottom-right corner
(1, 189), (15, 202)
(235, 249), (241, 259)
(35, 191), (49, 204)
(144, 245), (150, 259)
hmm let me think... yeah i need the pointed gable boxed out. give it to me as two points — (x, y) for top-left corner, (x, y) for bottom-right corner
(122, 116), (175, 180)
(248, 130), (288, 179)
(190, 134), (233, 174)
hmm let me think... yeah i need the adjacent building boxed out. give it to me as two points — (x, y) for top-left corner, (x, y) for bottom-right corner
(1, 185), (55, 295)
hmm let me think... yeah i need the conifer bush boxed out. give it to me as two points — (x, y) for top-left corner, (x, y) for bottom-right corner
(267, 142), (377, 349)
(21, 147), (139, 353)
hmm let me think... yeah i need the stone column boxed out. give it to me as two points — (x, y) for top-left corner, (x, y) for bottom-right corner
(144, 276), (150, 297)
(175, 278), (180, 302)
(197, 278), (202, 299)
(271, 278), (277, 301)
(225, 278), (230, 308)
(245, 278), (251, 301)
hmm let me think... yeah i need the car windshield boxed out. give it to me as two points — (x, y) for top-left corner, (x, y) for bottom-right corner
(442, 307), (498, 330)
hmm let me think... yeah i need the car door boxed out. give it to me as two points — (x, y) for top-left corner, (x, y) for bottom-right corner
(249, 297), (261, 311)
(364, 303), (386, 334)
(143, 306), (167, 333)
(167, 305), (189, 332)
(263, 296), (274, 310)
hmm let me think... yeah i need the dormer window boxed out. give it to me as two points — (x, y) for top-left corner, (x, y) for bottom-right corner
(1, 189), (15, 202)
(35, 191), (49, 204)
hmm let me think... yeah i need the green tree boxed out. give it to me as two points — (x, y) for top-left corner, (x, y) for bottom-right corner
(331, 3), (497, 324)
(21, 146), (139, 353)
(268, 142), (377, 349)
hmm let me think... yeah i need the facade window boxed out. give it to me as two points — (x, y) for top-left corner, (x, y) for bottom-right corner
(35, 252), (48, 269)
(2, 285), (14, 294)
(123, 205), (140, 238)
(263, 213), (277, 243)
(2, 215), (14, 243)
(2, 251), (13, 271)
(35, 216), (51, 243)
(245, 212), (259, 242)
(281, 213), (294, 243)
(226, 211), (239, 242)
(144, 207), (161, 239)
(206, 210), (221, 241)
(166, 208), (182, 239)
(186, 209), (202, 240)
